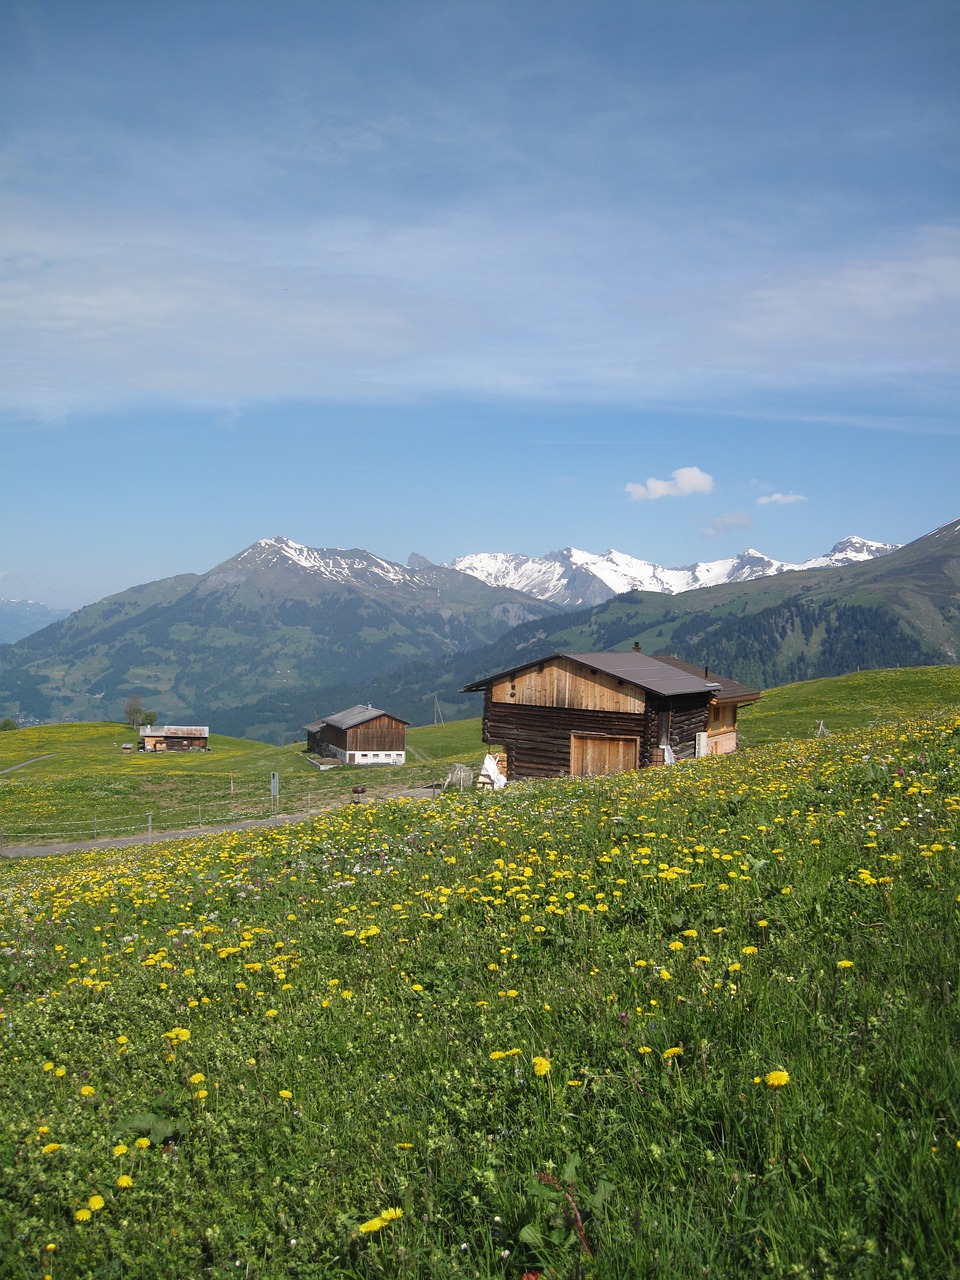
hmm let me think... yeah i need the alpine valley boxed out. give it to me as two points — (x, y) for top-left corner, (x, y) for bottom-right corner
(1, 524), (958, 742)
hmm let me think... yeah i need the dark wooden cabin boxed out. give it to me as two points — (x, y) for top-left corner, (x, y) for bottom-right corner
(139, 725), (209, 752)
(303, 704), (408, 766)
(462, 648), (759, 780)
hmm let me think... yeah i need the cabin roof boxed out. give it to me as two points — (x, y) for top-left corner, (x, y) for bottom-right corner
(649, 654), (761, 705)
(303, 704), (409, 732)
(462, 649), (759, 702)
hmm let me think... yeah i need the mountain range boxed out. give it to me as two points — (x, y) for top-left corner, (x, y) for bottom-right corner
(0, 536), (560, 740)
(446, 536), (897, 606)
(0, 524), (956, 742)
(0, 598), (71, 645)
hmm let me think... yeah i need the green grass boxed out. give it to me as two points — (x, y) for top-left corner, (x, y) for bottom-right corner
(0, 721), (491, 846)
(738, 665), (960, 746)
(0, 710), (958, 1277)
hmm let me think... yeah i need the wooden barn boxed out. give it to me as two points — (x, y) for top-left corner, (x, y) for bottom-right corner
(304, 704), (408, 766)
(462, 647), (759, 780)
(139, 725), (209, 752)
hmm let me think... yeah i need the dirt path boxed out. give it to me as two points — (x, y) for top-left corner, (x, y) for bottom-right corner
(0, 754), (57, 775)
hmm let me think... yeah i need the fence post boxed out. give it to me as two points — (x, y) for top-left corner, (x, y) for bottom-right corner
(148, 813), (152, 841)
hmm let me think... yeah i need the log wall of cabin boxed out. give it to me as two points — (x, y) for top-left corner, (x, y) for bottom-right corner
(482, 691), (710, 778)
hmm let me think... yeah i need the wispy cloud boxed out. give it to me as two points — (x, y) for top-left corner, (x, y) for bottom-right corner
(1, 6), (957, 426)
(626, 466), (714, 501)
(757, 492), (807, 506)
(701, 512), (752, 538)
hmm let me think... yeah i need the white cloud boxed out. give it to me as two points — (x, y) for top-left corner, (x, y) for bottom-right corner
(625, 466), (714, 501)
(757, 492), (807, 506)
(701, 511), (752, 538)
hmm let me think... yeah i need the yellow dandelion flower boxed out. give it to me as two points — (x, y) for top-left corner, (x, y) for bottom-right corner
(279, 1089), (293, 1099)
(764, 1070), (790, 1088)
(189, 1073), (205, 1085)
(80, 1085), (96, 1098)
(75, 1209), (92, 1222)
(532, 1056), (551, 1076)
(837, 960), (854, 968)
(112, 1143), (129, 1156)
(42, 1143), (61, 1154)
(662, 1046), (683, 1060)
(134, 1137), (151, 1149)
(116, 1175), (133, 1188)
(87, 1195), (105, 1212)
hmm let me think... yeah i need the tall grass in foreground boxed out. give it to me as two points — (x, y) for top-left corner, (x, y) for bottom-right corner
(1, 716), (958, 1278)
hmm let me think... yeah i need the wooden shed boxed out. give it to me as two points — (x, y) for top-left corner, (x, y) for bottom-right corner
(139, 725), (210, 752)
(462, 648), (759, 780)
(304, 704), (408, 766)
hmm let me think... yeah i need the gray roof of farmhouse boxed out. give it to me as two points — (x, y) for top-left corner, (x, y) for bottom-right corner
(462, 650), (759, 702)
(303, 704), (409, 732)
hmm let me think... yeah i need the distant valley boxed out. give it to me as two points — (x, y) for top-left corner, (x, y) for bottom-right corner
(0, 523), (956, 742)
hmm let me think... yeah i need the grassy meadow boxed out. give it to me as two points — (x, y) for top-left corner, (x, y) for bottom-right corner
(0, 671), (958, 1277)
(0, 720), (489, 847)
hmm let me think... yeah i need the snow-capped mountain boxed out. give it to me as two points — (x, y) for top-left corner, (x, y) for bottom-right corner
(449, 537), (899, 607)
(232, 536), (422, 588)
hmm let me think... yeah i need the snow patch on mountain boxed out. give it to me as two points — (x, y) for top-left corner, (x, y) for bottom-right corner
(237, 537), (415, 586)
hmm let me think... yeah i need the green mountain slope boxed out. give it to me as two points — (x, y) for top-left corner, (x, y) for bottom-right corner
(0, 538), (560, 740)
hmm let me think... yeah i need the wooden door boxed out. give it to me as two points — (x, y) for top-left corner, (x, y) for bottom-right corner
(570, 734), (639, 777)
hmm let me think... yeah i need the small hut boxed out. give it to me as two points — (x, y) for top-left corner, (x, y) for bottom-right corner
(303, 704), (407, 766)
(139, 725), (210, 752)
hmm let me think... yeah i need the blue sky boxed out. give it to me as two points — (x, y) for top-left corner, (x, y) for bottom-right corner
(2, 0), (958, 609)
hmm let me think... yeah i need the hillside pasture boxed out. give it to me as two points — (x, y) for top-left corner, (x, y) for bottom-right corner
(738, 665), (960, 746)
(0, 708), (957, 1277)
(0, 720), (489, 847)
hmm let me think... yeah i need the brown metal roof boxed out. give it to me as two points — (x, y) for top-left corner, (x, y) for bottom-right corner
(463, 649), (759, 702)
